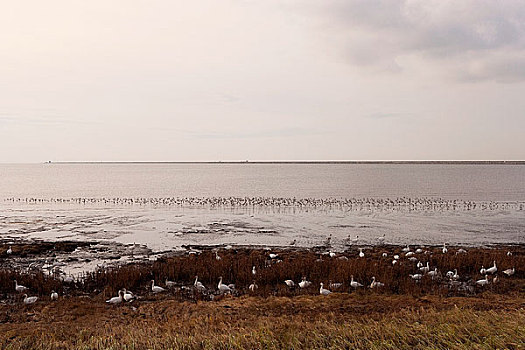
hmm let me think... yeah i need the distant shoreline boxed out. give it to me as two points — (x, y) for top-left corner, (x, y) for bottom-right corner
(46, 160), (525, 165)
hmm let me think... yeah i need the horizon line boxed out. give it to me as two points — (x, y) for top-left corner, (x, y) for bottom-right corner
(35, 160), (525, 165)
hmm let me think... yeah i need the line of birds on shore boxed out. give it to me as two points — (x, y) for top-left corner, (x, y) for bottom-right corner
(5, 196), (524, 211)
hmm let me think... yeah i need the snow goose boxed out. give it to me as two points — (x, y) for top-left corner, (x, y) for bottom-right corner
(410, 274), (423, 281)
(350, 275), (363, 288)
(402, 245), (410, 253)
(480, 266), (486, 275)
(14, 280), (28, 293)
(370, 276), (384, 288)
(485, 261), (497, 274)
(106, 290), (123, 304)
(284, 279), (295, 288)
(416, 261), (423, 269)
(405, 251), (415, 257)
(419, 262), (430, 274)
(427, 268), (439, 279)
(476, 275), (489, 286)
(6, 246), (12, 255)
(298, 277), (312, 289)
(382, 252), (388, 258)
(51, 290), (58, 301)
(319, 283), (331, 296)
(415, 248), (423, 254)
(122, 289), (135, 302)
(442, 243), (448, 254)
(252, 266), (256, 275)
(194, 276), (206, 291)
(151, 280), (165, 293)
(329, 281), (343, 290)
(378, 234), (385, 244)
(269, 253), (278, 259)
(352, 235), (359, 244)
(249, 281), (258, 292)
(215, 252), (221, 261)
(218, 277), (231, 293)
(165, 278), (176, 288)
(503, 267), (515, 276)
(358, 248), (365, 258)
(23, 294), (38, 304)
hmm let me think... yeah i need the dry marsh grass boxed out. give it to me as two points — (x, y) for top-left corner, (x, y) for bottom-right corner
(1, 294), (524, 349)
(1, 245), (524, 349)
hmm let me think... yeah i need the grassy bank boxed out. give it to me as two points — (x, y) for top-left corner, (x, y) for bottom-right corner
(1, 244), (523, 349)
(1, 294), (524, 349)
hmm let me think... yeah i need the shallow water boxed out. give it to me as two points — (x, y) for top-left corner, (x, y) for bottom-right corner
(1, 163), (524, 251)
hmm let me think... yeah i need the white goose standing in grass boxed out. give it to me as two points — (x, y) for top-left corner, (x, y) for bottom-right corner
(427, 268), (439, 279)
(370, 277), (384, 288)
(410, 273), (423, 281)
(6, 246), (12, 255)
(299, 277), (312, 289)
(50, 290), (58, 301)
(442, 243), (448, 254)
(358, 248), (365, 258)
(476, 275), (490, 286)
(151, 280), (166, 293)
(194, 276), (206, 291)
(446, 269), (459, 280)
(106, 290), (124, 304)
(402, 245), (410, 253)
(218, 277), (231, 293)
(23, 294), (38, 305)
(269, 253), (278, 259)
(503, 267), (515, 276)
(284, 279), (295, 288)
(420, 262), (430, 274)
(485, 261), (497, 274)
(329, 281), (343, 290)
(249, 281), (258, 292)
(215, 251), (221, 261)
(480, 265), (486, 275)
(122, 289), (135, 302)
(14, 280), (28, 293)
(350, 275), (363, 288)
(252, 266), (256, 276)
(319, 283), (331, 296)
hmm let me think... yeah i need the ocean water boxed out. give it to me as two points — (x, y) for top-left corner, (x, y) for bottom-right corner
(1, 163), (524, 251)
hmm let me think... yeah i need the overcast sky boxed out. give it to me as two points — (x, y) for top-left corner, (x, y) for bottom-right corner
(1, 0), (524, 162)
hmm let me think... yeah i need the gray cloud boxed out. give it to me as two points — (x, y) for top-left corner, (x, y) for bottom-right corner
(298, 0), (525, 82)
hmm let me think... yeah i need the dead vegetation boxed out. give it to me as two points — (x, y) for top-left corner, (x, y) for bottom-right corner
(1, 243), (524, 349)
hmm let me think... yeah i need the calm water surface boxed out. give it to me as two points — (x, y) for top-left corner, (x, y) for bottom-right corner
(0, 163), (524, 251)
(1, 163), (524, 200)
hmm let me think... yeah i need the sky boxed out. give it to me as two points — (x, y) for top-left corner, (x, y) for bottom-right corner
(1, 0), (524, 162)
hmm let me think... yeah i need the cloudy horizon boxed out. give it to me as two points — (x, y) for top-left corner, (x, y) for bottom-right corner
(1, 0), (524, 162)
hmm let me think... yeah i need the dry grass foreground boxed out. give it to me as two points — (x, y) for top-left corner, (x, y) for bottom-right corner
(1, 293), (524, 349)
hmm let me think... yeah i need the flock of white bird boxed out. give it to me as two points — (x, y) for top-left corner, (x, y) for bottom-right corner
(6, 239), (519, 305)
